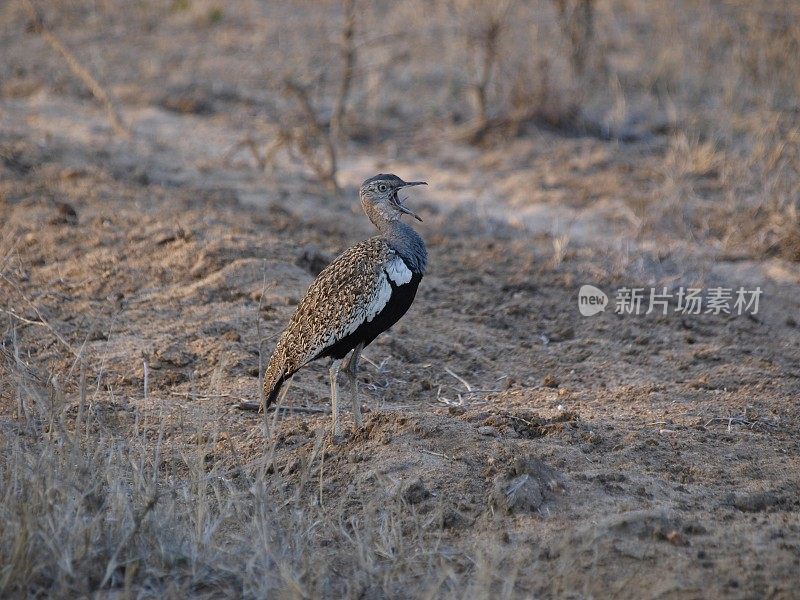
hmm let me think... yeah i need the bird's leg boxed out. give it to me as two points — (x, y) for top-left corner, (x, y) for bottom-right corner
(329, 358), (343, 438)
(345, 343), (364, 428)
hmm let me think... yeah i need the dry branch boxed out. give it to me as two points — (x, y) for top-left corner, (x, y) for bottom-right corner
(227, 2), (362, 189)
(1, 273), (78, 358)
(281, 79), (340, 192)
(471, 17), (500, 125)
(23, 0), (130, 138)
(461, 0), (516, 126)
(553, 0), (595, 77)
(330, 0), (357, 141)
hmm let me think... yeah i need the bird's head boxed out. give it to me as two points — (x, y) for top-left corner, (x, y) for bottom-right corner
(359, 174), (427, 225)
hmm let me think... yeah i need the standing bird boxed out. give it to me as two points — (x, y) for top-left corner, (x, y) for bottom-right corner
(263, 174), (428, 437)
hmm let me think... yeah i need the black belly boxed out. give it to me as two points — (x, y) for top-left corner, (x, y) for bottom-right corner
(317, 272), (422, 361)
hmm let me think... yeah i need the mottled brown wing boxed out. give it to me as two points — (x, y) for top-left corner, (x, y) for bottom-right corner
(263, 237), (392, 395)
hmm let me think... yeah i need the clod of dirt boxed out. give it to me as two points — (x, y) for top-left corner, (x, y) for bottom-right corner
(401, 478), (431, 505)
(152, 343), (194, 368)
(50, 201), (78, 225)
(480, 410), (579, 439)
(549, 327), (575, 342)
(154, 227), (191, 246)
(494, 474), (545, 513)
(477, 425), (500, 437)
(607, 511), (684, 543)
(726, 491), (782, 513)
(656, 528), (690, 546)
(441, 506), (472, 529)
(543, 374), (560, 388)
(189, 250), (212, 279)
(159, 89), (215, 115)
(350, 412), (398, 444)
(491, 457), (563, 514)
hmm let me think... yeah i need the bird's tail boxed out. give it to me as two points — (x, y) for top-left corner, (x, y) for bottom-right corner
(263, 373), (285, 409)
(263, 345), (288, 409)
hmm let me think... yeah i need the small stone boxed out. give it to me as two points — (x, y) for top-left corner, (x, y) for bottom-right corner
(477, 425), (499, 437)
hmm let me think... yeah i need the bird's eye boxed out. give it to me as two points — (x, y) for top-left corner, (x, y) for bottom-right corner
(378, 184), (387, 192)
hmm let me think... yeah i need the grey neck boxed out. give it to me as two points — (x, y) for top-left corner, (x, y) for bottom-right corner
(376, 219), (427, 274)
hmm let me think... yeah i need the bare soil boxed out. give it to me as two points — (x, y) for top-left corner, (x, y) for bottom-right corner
(1, 2), (800, 598)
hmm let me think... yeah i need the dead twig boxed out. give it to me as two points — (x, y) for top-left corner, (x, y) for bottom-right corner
(420, 449), (454, 461)
(436, 384), (463, 407)
(444, 367), (473, 392)
(703, 414), (777, 432)
(281, 79), (340, 192)
(0, 307), (50, 328)
(470, 13), (500, 126)
(231, 8), (358, 189)
(223, 137), (268, 170)
(704, 416), (752, 429)
(553, 0), (595, 77)
(459, 0), (516, 126)
(237, 401), (330, 414)
(330, 0), (357, 141)
(23, 0), (130, 138)
(0, 274), (78, 358)
(99, 491), (159, 588)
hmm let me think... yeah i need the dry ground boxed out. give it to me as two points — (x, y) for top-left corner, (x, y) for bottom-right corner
(1, 1), (800, 598)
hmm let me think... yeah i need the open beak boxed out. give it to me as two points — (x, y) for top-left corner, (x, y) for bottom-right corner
(395, 181), (427, 222)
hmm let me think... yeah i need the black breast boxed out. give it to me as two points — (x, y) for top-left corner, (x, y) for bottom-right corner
(318, 271), (423, 361)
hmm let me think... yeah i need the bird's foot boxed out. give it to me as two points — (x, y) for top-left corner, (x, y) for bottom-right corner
(330, 418), (345, 442)
(353, 403), (370, 429)
(329, 429), (347, 445)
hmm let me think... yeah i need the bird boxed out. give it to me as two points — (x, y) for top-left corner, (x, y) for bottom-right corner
(263, 174), (428, 437)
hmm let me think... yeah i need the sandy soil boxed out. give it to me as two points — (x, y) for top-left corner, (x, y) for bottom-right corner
(2, 3), (800, 598)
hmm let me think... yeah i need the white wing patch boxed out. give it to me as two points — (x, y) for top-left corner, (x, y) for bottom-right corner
(384, 255), (413, 286)
(364, 272), (393, 324)
(306, 272), (393, 365)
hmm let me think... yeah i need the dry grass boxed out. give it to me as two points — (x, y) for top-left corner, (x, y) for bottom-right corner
(0, 366), (519, 599)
